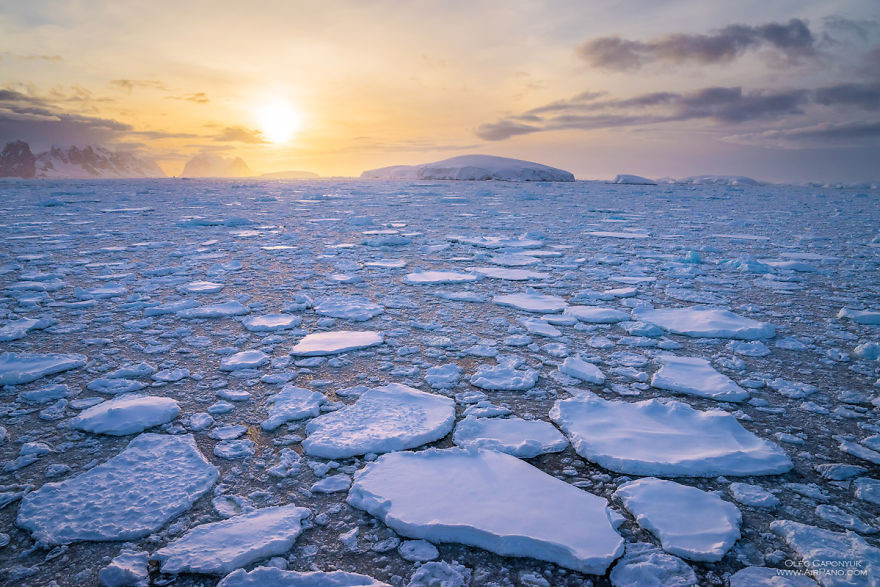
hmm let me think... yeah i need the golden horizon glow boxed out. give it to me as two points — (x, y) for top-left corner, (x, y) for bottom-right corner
(255, 97), (303, 144)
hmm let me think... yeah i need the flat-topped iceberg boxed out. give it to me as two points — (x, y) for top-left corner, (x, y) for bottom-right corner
(612, 174), (657, 185)
(551, 393), (792, 477)
(361, 154), (575, 182)
(633, 307), (775, 340)
(291, 331), (383, 355)
(347, 447), (624, 574)
(17, 434), (217, 545)
(614, 478), (741, 562)
(302, 383), (454, 458)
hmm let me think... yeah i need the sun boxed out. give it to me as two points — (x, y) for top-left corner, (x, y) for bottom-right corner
(256, 98), (302, 144)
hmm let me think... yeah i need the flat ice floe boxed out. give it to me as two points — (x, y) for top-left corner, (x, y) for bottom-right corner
(241, 314), (301, 331)
(17, 434), (217, 545)
(470, 357), (539, 391)
(468, 266), (549, 280)
(153, 505), (311, 575)
(770, 520), (880, 586)
(614, 478), (741, 562)
(302, 383), (454, 458)
(608, 542), (696, 586)
(71, 394), (180, 435)
(177, 301), (250, 319)
(565, 306), (630, 323)
(551, 393), (792, 476)
(453, 416), (568, 458)
(633, 307), (775, 340)
(650, 355), (749, 402)
(219, 350), (270, 370)
(291, 331), (383, 355)
(403, 271), (478, 284)
(559, 356), (606, 384)
(0, 352), (87, 385)
(314, 296), (384, 321)
(261, 385), (325, 431)
(347, 448), (624, 574)
(493, 292), (567, 313)
(217, 567), (389, 586)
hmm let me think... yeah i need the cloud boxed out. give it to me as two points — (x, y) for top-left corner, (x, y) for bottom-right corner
(577, 19), (817, 70)
(109, 79), (168, 93)
(725, 121), (880, 148)
(166, 92), (209, 104)
(814, 82), (880, 110)
(215, 126), (266, 143)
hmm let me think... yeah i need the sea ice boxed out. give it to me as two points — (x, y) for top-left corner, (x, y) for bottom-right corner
(453, 416), (568, 458)
(565, 306), (630, 323)
(608, 542), (696, 587)
(470, 358), (539, 391)
(650, 355), (749, 402)
(493, 292), (567, 313)
(347, 448), (623, 574)
(403, 271), (479, 284)
(468, 267), (549, 280)
(314, 296), (384, 321)
(261, 385), (325, 431)
(177, 301), (250, 318)
(0, 317), (55, 341)
(614, 478), (741, 562)
(302, 383), (454, 458)
(153, 505), (311, 575)
(728, 482), (779, 508)
(241, 314), (301, 332)
(837, 308), (880, 325)
(17, 434), (217, 545)
(729, 567), (815, 586)
(217, 567), (389, 587)
(0, 352), (87, 385)
(551, 393), (792, 476)
(559, 356), (606, 384)
(220, 350), (270, 371)
(71, 394), (180, 435)
(633, 307), (775, 340)
(424, 363), (462, 389)
(291, 331), (384, 355)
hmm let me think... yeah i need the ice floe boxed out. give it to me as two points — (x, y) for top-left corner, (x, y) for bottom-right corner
(71, 394), (180, 435)
(291, 331), (384, 355)
(261, 385), (326, 431)
(493, 292), (567, 313)
(217, 567), (389, 586)
(220, 350), (270, 371)
(302, 383), (454, 458)
(314, 296), (384, 321)
(551, 393), (793, 476)
(347, 448), (623, 574)
(0, 352), (87, 385)
(453, 416), (568, 457)
(650, 355), (749, 402)
(17, 434), (217, 545)
(403, 271), (479, 284)
(241, 314), (302, 331)
(633, 307), (775, 340)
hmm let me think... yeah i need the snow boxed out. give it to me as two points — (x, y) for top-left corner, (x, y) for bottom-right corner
(261, 385), (326, 431)
(837, 308), (880, 325)
(241, 314), (301, 331)
(470, 357), (539, 391)
(469, 266), (549, 280)
(614, 478), (741, 562)
(153, 505), (311, 575)
(220, 350), (270, 370)
(0, 317), (55, 341)
(403, 271), (479, 284)
(612, 174), (658, 185)
(650, 355), (749, 402)
(302, 383), (455, 458)
(493, 292), (567, 313)
(71, 394), (180, 435)
(177, 301), (250, 318)
(728, 482), (779, 508)
(217, 567), (389, 587)
(633, 307), (776, 340)
(361, 154), (575, 182)
(551, 393), (793, 476)
(453, 416), (568, 457)
(291, 331), (384, 355)
(0, 352), (87, 385)
(314, 296), (384, 321)
(311, 474), (352, 493)
(16, 434), (217, 545)
(559, 356), (606, 384)
(854, 478), (880, 506)
(347, 448), (623, 574)
(609, 542), (696, 587)
(770, 520), (880, 586)
(424, 363), (462, 389)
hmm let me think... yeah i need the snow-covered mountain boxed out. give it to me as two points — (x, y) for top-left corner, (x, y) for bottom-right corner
(361, 154), (575, 182)
(181, 154), (253, 178)
(0, 141), (164, 179)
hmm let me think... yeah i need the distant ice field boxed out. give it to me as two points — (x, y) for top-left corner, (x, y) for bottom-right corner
(0, 178), (878, 586)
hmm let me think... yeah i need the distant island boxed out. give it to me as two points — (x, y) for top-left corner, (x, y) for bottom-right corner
(361, 154), (575, 182)
(0, 140), (164, 179)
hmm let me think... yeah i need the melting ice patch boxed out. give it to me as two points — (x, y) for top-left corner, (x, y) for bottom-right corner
(347, 448), (624, 574)
(551, 393), (792, 477)
(16, 434), (217, 545)
(633, 307), (775, 340)
(291, 331), (383, 355)
(302, 383), (454, 458)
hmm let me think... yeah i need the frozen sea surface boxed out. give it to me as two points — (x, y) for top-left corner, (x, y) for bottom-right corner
(0, 178), (878, 586)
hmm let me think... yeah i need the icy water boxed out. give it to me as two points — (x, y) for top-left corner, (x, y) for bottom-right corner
(0, 178), (878, 586)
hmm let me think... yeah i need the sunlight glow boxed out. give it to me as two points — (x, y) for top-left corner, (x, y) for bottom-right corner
(256, 98), (303, 144)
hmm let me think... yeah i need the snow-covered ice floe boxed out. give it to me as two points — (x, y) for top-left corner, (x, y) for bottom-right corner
(314, 295), (384, 321)
(302, 383), (454, 458)
(71, 394), (180, 435)
(614, 477), (741, 562)
(16, 434), (217, 545)
(551, 393), (792, 476)
(0, 351), (87, 385)
(452, 416), (568, 458)
(347, 447), (623, 574)
(650, 355), (749, 402)
(153, 505), (311, 575)
(291, 331), (383, 355)
(493, 292), (567, 313)
(261, 385), (325, 431)
(403, 271), (479, 284)
(217, 567), (390, 586)
(633, 307), (775, 340)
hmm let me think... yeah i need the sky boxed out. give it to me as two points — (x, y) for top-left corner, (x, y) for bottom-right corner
(1, 0), (878, 182)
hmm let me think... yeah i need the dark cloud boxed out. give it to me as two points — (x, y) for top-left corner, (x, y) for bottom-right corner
(815, 82), (880, 110)
(577, 19), (817, 70)
(726, 121), (880, 148)
(524, 91), (606, 116)
(215, 126), (267, 143)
